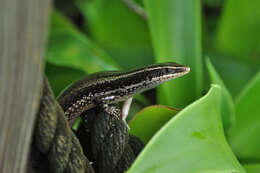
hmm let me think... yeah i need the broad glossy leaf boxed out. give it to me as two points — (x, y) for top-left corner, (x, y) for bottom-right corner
(144, 0), (203, 108)
(127, 85), (246, 173)
(244, 164), (260, 173)
(216, 0), (260, 59)
(129, 105), (179, 144)
(228, 71), (260, 161)
(206, 58), (235, 133)
(46, 10), (119, 73)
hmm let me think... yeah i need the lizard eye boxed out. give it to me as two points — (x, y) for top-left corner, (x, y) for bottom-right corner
(165, 68), (175, 74)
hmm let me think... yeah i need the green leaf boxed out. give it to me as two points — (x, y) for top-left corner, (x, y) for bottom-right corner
(46, 10), (119, 74)
(215, 0), (260, 59)
(127, 85), (246, 173)
(228, 71), (260, 161)
(194, 171), (239, 173)
(202, 0), (224, 8)
(75, 0), (153, 69)
(244, 164), (260, 173)
(45, 63), (86, 96)
(129, 105), (179, 144)
(206, 54), (259, 97)
(206, 57), (235, 133)
(144, 0), (203, 108)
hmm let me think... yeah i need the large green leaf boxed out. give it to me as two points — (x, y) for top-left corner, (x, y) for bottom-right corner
(144, 0), (203, 108)
(46, 10), (119, 74)
(75, 0), (153, 69)
(215, 0), (260, 59)
(244, 164), (260, 173)
(228, 71), (260, 161)
(129, 105), (179, 144)
(206, 58), (235, 133)
(127, 85), (246, 173)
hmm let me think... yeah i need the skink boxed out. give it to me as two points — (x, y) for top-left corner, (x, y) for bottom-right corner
(58, 62), (190, 127)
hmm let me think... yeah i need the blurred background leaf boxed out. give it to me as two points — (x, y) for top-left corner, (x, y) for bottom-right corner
(243, 164), (260, 173)
(215, 0), (260, 60)
(45, 10), (120, 96)
(228, 71), (260, 162)
(202, 0), (224, 8)
(207, 54), (259, 98)
(128, 85), (246, 173)
(203, 0), (260, 98)
(144, 0), (203, 108)
(75, 0), (153, 69)
(206, 57), (235, 134)
(46, 10), (119, 74)
(45, 63), (86, 96)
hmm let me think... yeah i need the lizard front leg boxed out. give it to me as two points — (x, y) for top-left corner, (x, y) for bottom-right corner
(101, 98), (133, 130)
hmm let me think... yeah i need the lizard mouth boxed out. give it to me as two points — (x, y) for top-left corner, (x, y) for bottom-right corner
(168, 66), (190, 79)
